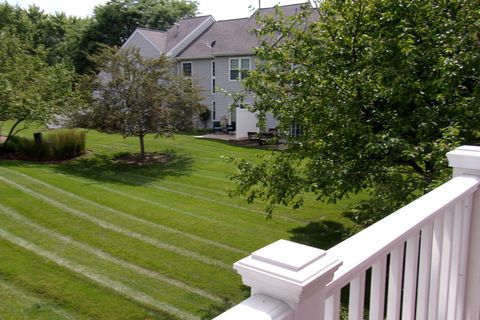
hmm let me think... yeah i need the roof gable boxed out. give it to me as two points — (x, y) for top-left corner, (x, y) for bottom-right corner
(123, 15), (214, 56)
(122, 3), (315, 59)
(177, 3), (314, 59)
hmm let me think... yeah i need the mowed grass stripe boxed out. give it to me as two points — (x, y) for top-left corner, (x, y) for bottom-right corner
(0, 202), (223, 303)
(0, 176), (230, 270)
(109, 173), (303, 223)
(0, 279), (80, 320)
(192, 172), (230, 182)
(3, 167), (247, 256)
(120, 171), (308, 218)
(0, 227), (197, 320)
(0, 184), (242, 299)
(31, 167), (287, 241)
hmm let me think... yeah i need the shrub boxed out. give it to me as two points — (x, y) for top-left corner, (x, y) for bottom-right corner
(199, 106), (210, 122)
(1, 136), (27, 154)
(18, 129), (86, 161)
(48, 129), (86, 160)
(20, 138), (51, 160)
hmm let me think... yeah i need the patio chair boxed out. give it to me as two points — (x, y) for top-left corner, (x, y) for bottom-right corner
(213, 121), (222, 133)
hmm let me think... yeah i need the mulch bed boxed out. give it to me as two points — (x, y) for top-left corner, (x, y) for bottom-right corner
(0, 150), (92, 163)
(113, 152), (171, 165)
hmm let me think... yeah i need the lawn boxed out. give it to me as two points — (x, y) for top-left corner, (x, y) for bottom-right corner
(0, 128), (359, 320)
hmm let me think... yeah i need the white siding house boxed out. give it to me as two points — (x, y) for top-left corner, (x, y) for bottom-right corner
(121, 5), (310, 138)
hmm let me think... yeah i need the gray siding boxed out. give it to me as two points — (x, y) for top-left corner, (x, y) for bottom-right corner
(212, 55), (255, 126)
(123, 33), (160, 58)
(186, 55), (277, 130)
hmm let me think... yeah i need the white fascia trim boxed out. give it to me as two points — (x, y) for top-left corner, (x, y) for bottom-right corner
(213, 52), (253, 57)
(176, 55), (213, 60)
(167, 16), (215, 57)
(122, 29), (162, 54)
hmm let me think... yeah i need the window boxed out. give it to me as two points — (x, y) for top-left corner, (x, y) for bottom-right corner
(229, 58), (250, 81)
(290, 123), (302, 138)
(212, 102), (216, 120)
(212, 61), (216, 93)
(181, 62), (192, 76)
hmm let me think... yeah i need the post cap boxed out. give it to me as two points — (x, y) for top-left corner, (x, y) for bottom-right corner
(234, 240), (341, 303)
(447, 145), (480, 171)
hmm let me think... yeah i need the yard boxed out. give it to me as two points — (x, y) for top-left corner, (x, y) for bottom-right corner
(0, 129), (358, 319)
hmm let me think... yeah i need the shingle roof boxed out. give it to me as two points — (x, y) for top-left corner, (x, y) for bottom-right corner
(135, 28), (167, 51)
(130, 3), (315, 59)
(177, 17), (256, 58)
(135, 16), (213, 53)
(177, 3), (314, 59)
(165, 15), (214, 52)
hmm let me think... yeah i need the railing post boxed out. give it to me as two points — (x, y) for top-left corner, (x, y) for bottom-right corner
(219, 239), (341, 320)
(447, 145), (480, 320)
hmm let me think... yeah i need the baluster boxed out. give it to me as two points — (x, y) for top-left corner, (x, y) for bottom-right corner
(402, 233), (419, 320)
(348, 273), (366, 320)
(428, 213), (444, 319)
(386, 245), (404, 320)
(369, 258), (387, 320)
(416, 223), (433, 320)
(325, 291), (341, 320)
(438, 206), (455, 318)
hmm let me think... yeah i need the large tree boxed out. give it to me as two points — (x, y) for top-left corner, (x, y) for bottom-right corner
(75, 0), (197, 73)
(0, 32), (76, 152)
(0, 3), (86, 66)
(229, 0), (480, 226)
(81, 45), (202, 159)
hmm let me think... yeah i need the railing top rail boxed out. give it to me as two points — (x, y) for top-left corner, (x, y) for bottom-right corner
(325, 175), (480, 294)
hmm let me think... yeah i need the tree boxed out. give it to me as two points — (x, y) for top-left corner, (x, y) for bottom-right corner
(75, 0), (197, 73)
(228, 0), (480, 226)
(0, 32), (76, 152)
(0, 3), (86, 66)
(82, 45), (203, 159)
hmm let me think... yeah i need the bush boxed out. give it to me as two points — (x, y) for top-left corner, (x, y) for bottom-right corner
(20, 138), (51, 160)
(199, 106), (211, 122)
(18, 129), (86, 161)
(1, 136), (27, 154)
(48, 129), (86, 160)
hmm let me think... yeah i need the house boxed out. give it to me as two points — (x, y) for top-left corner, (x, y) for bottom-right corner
(121, 4), (311, 139)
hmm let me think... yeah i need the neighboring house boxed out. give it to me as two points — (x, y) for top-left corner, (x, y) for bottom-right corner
(122, 4), (310, 139)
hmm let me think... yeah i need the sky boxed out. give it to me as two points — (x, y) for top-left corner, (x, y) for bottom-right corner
(4, 0), (311, 20)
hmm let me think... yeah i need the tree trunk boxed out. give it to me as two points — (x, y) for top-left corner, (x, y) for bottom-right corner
(0, 119), (24, 154)
(139, 134), (145, 160)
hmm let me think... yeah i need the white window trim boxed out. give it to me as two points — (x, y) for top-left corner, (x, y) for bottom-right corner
(181, 61), (193, 77)
(229, 57), (251, 81)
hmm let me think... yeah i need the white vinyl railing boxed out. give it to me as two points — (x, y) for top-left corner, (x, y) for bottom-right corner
(323, 174), (478, 320)
(214, 145), (480, 320)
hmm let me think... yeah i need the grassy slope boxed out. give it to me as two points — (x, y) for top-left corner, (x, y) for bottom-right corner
(0, 127), (361, 319)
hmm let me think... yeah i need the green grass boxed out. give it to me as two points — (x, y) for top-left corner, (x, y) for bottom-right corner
(0, 127), (361, 319)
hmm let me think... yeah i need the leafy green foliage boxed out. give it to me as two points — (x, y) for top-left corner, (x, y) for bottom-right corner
(0, 32), (76, 153)
(230, 0), (480, 226)
(199, 106), (211, 122)
(78, 45), (203, 159)
(5, 130), (86, 161)
(0, 3), (86, 66)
